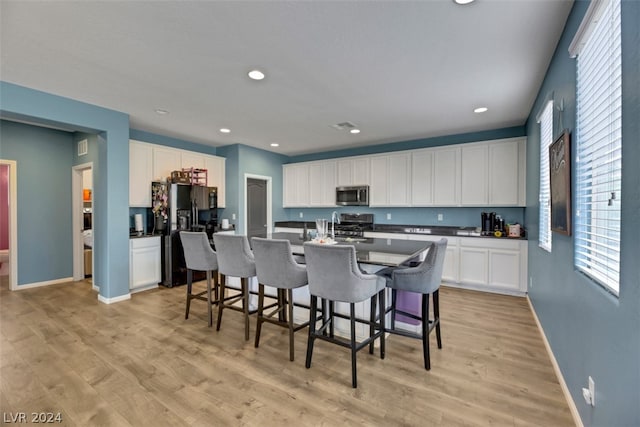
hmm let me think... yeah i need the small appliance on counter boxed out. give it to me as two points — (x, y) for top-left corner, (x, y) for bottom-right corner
(481, 212), (496, 236)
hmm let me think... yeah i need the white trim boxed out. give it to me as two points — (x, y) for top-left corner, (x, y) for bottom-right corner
(98, 292), (131, 304)
(14, 277), (74, 290)
(568, 0), (608, 57)
(0, 160), (18, 290)
(243, 173), (273, 235)
(527, 296), (583, 427)
(72, 162), (93, 281)
(130, 283), (158, 294)
(92, 284), (100, 292)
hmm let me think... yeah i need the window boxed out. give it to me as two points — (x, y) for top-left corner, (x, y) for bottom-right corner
(538, 100), (553, 252)
(570, 0), (622, 295)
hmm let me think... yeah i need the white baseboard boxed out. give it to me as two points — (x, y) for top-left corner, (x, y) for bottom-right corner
(98, 292), (131, 304)
(527, 296), (583, 427)
(130, 283), (158, 294)
(92, 284), (99, 292)
(442, 281), (527, 297)
(14, 277), (74, 290)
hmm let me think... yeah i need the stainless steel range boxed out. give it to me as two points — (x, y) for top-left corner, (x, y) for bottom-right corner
(334, 213), (374, 238)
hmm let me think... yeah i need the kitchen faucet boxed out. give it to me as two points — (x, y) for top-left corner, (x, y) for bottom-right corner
(331, 211), (340, 239)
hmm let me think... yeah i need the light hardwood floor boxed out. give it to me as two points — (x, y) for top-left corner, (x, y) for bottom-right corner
(0, 277), (573, 426)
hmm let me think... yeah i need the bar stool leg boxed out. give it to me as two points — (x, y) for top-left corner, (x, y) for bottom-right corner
(216, 274), (227, 331)
(287, 289), (295, 361)
(255, 283), (265, 348)
(305, 295), (318, 368)
(434, 290), (442, 349)
(206, 271), (213, 327)
(391, 289), (397, 329)
(369, 293), (377, 355)
(379, 289), (385, 359)
(185, 269), (193, 319)
(350, 302), (357, 388)
(422, 293), (430, 370)
(242, 277), (250, 341)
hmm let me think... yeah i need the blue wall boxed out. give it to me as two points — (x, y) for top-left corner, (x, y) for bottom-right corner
(525, 1), (640, 425)
(0, 120), (74, 284)
(0, 82), (130, 299)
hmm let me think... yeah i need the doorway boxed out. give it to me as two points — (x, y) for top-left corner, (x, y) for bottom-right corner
(0, 160), (17, 290)
(244, 174), (271, 239)
(72, 163), (94, 288)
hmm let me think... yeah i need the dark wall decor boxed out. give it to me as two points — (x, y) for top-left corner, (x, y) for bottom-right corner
(549, 130), (571, 235)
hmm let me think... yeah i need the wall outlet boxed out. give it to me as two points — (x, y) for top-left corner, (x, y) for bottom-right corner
(437, 213), (443, 222)
(232, 213), (236, 220)
(299, 212), (304, 218)
(529, 277), (533, 289)
(386, 213), (391, 220)
(582, 376), (595, 406)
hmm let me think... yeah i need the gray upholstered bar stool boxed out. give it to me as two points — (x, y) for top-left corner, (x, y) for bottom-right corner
(251, 237), (310, 361)
(212, 233), (257, 341)
(379, 238), (448, 370)
(179, 231), (219, 327)
(303, 242), (386, 388)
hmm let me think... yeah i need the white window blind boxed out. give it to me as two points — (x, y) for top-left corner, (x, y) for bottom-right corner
(538, 101), (553, 252)
(572, 0), (622, 295)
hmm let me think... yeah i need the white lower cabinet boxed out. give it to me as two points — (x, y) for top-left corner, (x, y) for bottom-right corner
(130, 236), (161, 292)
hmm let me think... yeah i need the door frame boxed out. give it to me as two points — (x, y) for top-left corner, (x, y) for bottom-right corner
(72, 162), (93, 283)
(243, 173), (272, 236)
(0, 160), (18, 290)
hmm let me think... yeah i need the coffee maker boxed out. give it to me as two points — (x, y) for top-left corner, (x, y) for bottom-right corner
(481, 212), (496, 236)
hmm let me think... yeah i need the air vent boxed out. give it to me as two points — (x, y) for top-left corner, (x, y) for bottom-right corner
(330, 121), (357, 131)
(78, 139), (88, 156)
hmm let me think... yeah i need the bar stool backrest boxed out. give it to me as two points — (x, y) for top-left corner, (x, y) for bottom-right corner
(179, 231), (218, 271)
(213, 234), (256, 277)
(389, 238), (448, 294)
(251, 237), (307, 289)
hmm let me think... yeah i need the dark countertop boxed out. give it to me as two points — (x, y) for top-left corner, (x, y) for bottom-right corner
(129, 233), (161, 239)
(270, 232), (430, 267)
(274, 221), (526, 240)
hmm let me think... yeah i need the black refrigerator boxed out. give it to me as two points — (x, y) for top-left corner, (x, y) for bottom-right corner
(153, 182), (218, 287)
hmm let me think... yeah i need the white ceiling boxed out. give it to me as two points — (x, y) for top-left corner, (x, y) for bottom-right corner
(0, 0), (573, 156)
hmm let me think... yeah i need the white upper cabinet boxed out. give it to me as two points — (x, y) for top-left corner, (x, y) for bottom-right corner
(204, 155), (226, 208)
(180, 151), (206, 170)
(308, 161), (337, 207)
(488, 138), (526, 206)
(282, 163), (310, 207)
(432, 147), (460, 206)
(152, 145), (181, 182)
(460, 144), (489, 205)
(370, 153), (411, 206)
(411, 149), (434, 206)
(282, 136), (525, 209)
(129, 140), (153, 207)
(337, 157), (370, 186)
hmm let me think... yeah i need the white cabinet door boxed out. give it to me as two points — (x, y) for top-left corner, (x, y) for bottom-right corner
(337, 157), (370, 186)
(180, 151), (206, 170)
(308, 161), (337, 207)
(369, 156), (388, 206)
(152, 146), (181, 182)
(204, 155), (226, 208)
(461, 144), (488, 205)
(130, 236), (161, 291)
(459, 247), (489, 285)
(129, 140), (153, 207)
(489, 249), (521, 291)
(489, 139), (521, 206)
(411, 149), (434, 206)
(433, 147), (460, 206)
(283, 163), (309, 207)
(388, 153), (411, 206)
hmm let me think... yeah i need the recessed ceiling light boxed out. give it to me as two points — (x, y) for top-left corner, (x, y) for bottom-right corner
(350, 129), (361, 134)
(219, 128), (231, 133)
(454, 0), (475, 5)
(155, 109), (169, 115)
(270, 143), (279, 147)
(248, 69), (265, 80)
(474, 107), (488, 113)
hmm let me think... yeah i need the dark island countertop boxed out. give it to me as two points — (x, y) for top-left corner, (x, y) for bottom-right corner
(270, 232), (431, 267)
(274, 221), (526, 240)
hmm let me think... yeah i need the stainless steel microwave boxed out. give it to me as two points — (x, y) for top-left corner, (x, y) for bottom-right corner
(336, 185), (369, 206)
